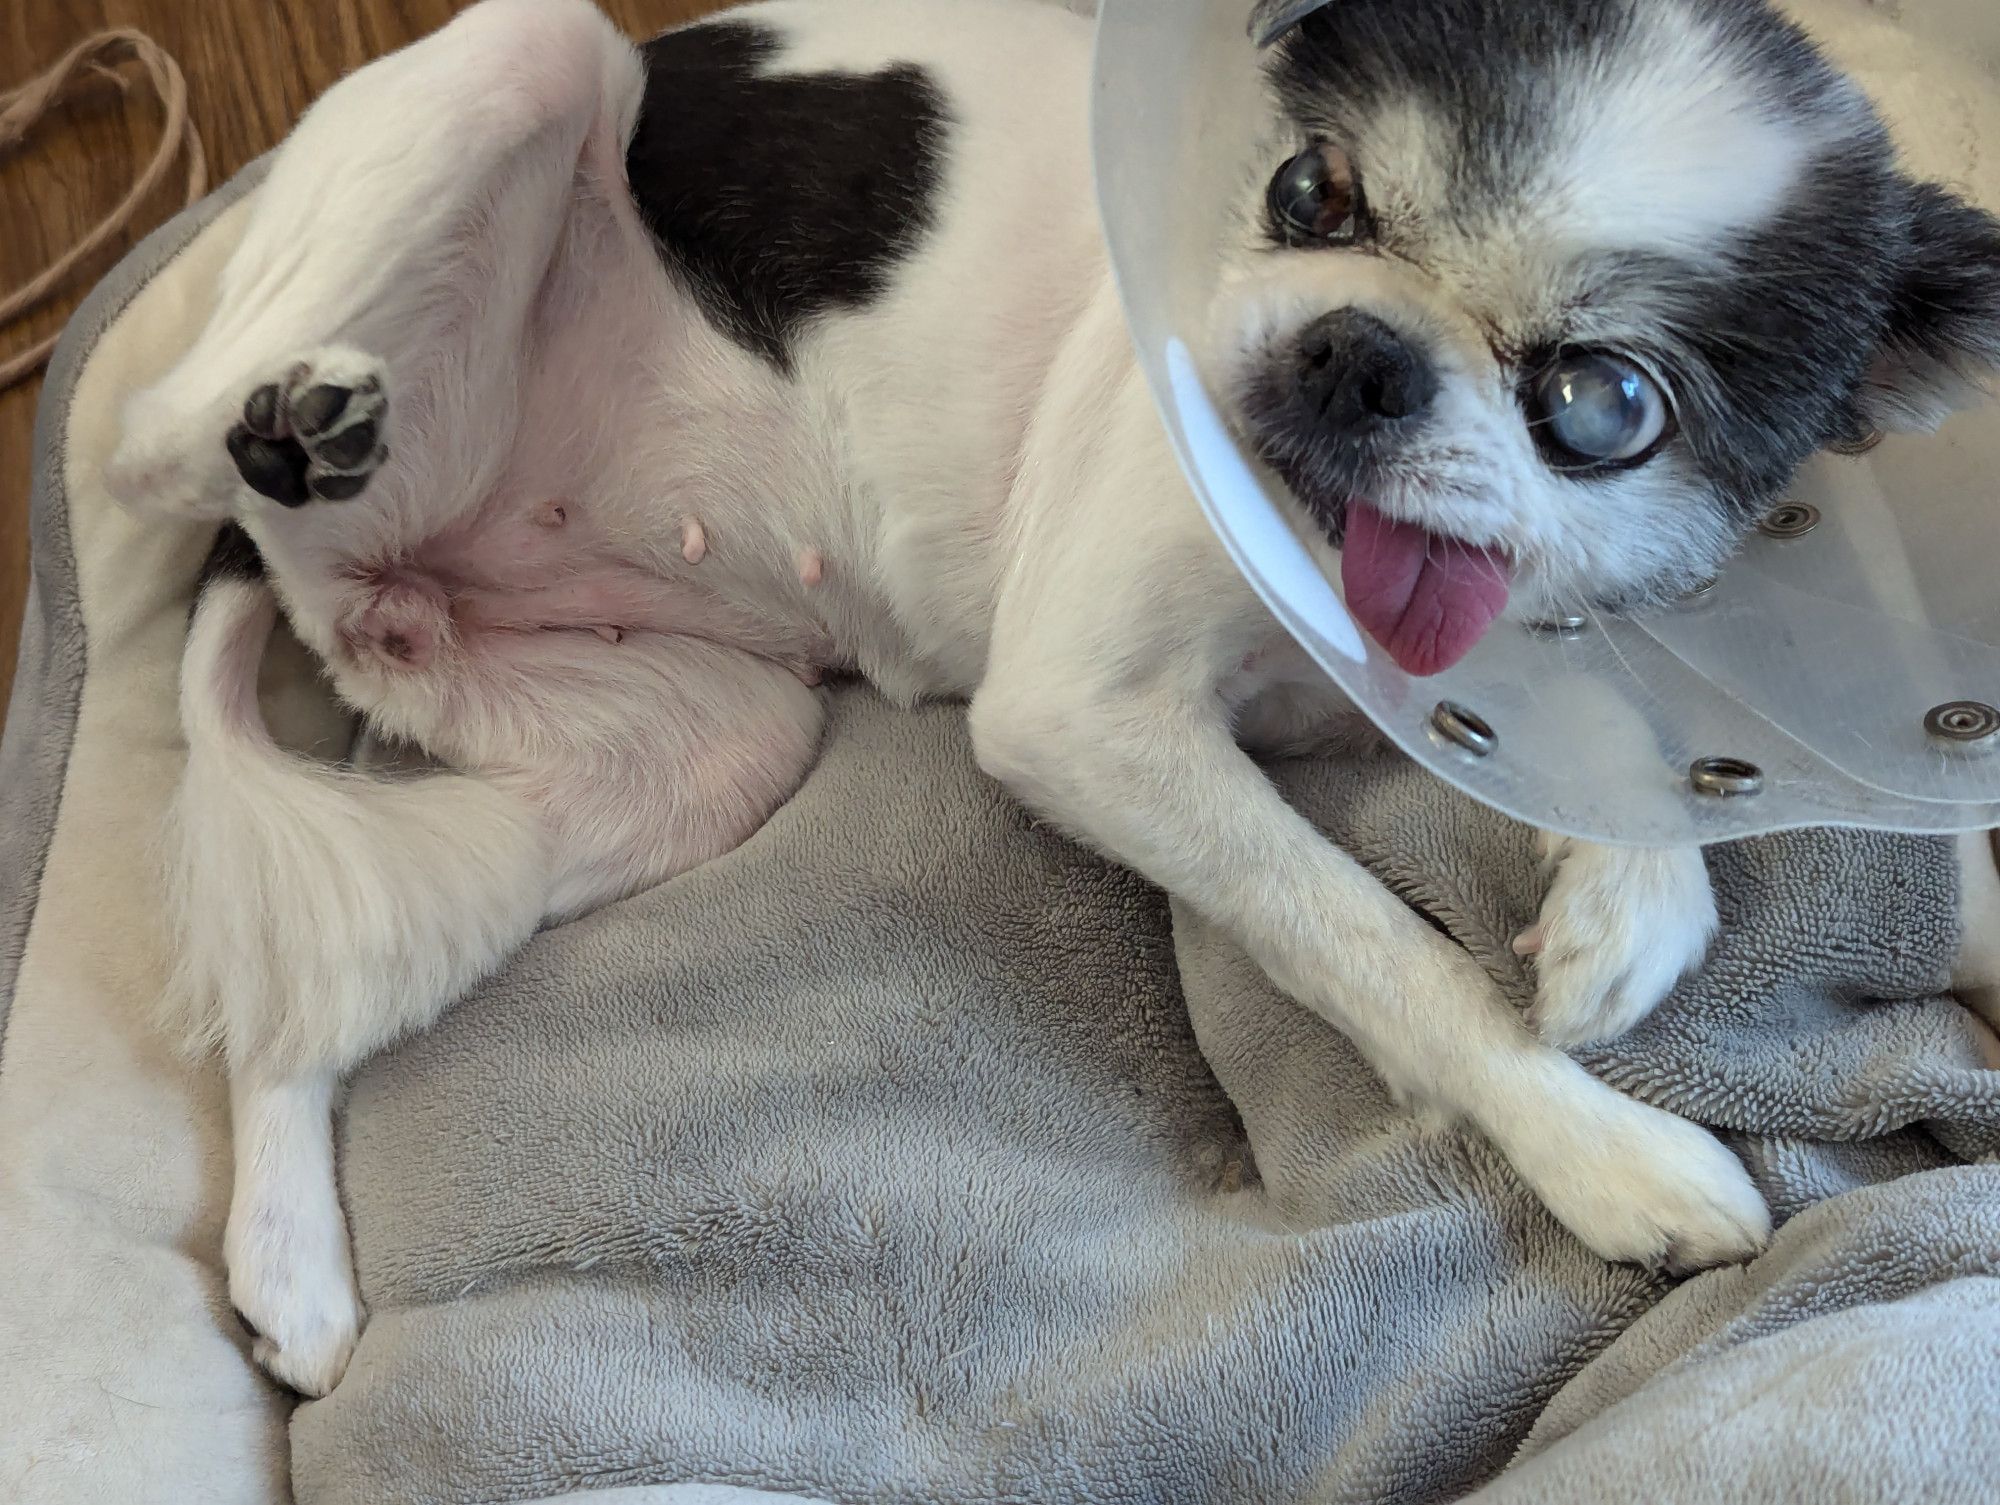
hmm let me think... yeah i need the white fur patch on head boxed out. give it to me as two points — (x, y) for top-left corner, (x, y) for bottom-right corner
(1528, 4), (1847, 259)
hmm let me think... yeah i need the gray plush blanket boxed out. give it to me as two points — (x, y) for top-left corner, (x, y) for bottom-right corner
(293, 691), (2000, 1505)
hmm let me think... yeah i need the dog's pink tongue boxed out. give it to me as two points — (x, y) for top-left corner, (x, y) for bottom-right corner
(1340, 502), (1512, 677)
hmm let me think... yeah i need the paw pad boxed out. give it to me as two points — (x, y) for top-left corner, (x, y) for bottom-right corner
(226, 362), (389, 506)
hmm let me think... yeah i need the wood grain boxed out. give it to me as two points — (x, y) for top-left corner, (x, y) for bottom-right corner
(0, 0), (728, 726)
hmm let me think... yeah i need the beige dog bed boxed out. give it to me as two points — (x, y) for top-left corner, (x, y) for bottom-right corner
(2, 3), (1997, 1501)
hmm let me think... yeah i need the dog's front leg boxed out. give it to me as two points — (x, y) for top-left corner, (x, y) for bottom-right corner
(969, 507), (1765, 1266)
(1519, 836), (1718, 1047)
(973, 675), (1765, 1267)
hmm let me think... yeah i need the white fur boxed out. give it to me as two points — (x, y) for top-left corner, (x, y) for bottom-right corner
(1534, 4), (1836, 260)
(1520, 835), (1719, 1048)
(225, 1065), (361, 1395)
(106, 0), (1788, 1395)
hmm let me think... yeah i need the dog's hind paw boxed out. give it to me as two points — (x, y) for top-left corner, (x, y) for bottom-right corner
(226, 1190), (364, 1398)
(242, 1300), (361, 1400)
(225, 348), (390, 507)
(1524, 837), (1717, 1049)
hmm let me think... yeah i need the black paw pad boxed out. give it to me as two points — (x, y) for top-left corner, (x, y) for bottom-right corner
(313, 416), (379, 472)
(309, 468), (375, 502)
(290, 382), (353, 437)
(227, 363), (387, 506)
(226, 427), (312, 507)
(240, 384), (284, 440)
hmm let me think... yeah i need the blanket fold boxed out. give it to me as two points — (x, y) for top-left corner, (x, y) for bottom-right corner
(292, 694), (2000, 1505)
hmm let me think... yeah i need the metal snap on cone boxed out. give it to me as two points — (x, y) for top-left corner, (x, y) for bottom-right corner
(1530, 613), (1588, 638)
(1430, 701), (1497, 757)
(1926, 701), (2000, 752)
(1690, 757), (1764, 797)
(1758, 503), (1820, 539)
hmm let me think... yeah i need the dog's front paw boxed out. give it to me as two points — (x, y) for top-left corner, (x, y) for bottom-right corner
(1513, 1095), (1770, 1273)
(1521, 838), (1716, 1048)
(226, 1188), (363, 1397)
(225, 347), (390, 507)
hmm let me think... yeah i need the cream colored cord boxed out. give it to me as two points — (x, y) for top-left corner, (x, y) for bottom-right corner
(0, 29), (208, 390)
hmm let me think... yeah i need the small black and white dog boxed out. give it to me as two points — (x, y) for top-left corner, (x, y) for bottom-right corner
(103, 0), (2000, 1395)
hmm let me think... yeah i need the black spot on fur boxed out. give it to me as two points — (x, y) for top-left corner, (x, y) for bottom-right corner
(625, 20), (951, 372)
(1273, 0), (1837, 164)
(197, 522), (265, 587)
(1859, 182), (2000, 428)
(1657, 175), (1904, 521)
(191, 523), (265, 623)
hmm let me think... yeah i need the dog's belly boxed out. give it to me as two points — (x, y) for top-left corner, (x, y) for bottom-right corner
(407, 491), (828, 670)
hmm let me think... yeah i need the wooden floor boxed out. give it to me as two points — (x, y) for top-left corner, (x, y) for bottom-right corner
(0, 0), (726, 724)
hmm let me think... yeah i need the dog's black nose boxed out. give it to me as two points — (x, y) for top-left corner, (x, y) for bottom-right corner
(1295, 310), (1438, 432)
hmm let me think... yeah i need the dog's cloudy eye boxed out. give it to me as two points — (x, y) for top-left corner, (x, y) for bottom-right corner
(1268, 144), (1362, 246)
(1528, 354), (1671, 469)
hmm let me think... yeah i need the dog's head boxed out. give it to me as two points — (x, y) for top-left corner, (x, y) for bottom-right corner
(1212, 0), (2000, 674)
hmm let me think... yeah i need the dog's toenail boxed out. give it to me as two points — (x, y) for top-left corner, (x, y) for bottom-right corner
(241, 385), (284, 439)
(798, 549), (824, 587)
(682, 517), (707, 564)
(290, 383), (352, 436)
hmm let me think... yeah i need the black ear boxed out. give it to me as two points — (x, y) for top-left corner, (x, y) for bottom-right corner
(1855, 180), (2000, 433)
(1250, 0), (1330, 47)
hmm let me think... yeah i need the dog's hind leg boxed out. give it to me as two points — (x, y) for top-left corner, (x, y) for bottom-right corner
(224, 1065), (356, 1396)
(171, 568), (552, 1393)
(341, 584), (831, 922)
(169, 573), (556, 1081)
(106, 0), (646, 521)
(119, 3), (664, 1397)
(177, 563), (823, 1395)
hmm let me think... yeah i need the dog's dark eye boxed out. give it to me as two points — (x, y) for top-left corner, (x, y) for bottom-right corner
(1268, 144), (1364, 246)
(1527, 353), (1672, 469)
